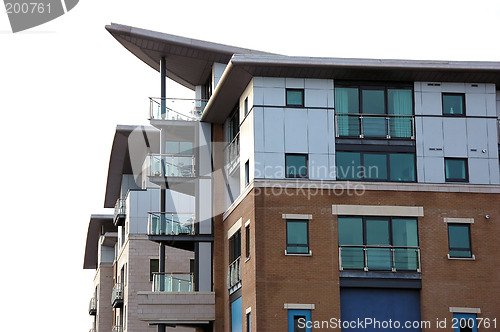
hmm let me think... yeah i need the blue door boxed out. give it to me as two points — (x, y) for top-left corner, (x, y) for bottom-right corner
(340, 288), (421, 331)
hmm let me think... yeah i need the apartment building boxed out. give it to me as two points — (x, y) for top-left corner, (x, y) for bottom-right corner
(89, 23), (500, 332)
(84, 126), (195, 332)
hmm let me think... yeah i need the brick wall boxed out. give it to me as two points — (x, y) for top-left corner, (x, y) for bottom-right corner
(222, 186), (500, 331)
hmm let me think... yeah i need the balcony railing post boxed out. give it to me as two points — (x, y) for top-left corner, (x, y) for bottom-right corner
(359, 115), (364, 138)
(363, 247), (368, 271)
(417, 248), (421, 273)
(386, 117), (391, 139)
(391, 248), (396, 272)
(338, 246), (343, 271)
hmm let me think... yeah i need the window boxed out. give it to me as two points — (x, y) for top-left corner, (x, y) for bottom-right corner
(150, 259), (159, 281)
(246, 312), (251, 332)
(286, 219), (309, 254)
(287, 309), (311, 332)
(453, 313), (477, 332)
(336, 151), (415, 182)
(448, 224), (472, 258)
(445, 158), (468, 182)
(245, 224), (251, 258)
(165, 141), (193, 154)
(229, 230), (241, 263)
(244, 97), (249, 116)
(285, 154), (308, 178)
(245, 160), (250, 186)
(443, 93), (465, 116)
(229, 106), (240, 142)
(286, 89), (304, 107)
(335, 83), (413, 138)
(338, 217), (419, 271)
(231, 297), (242, 332)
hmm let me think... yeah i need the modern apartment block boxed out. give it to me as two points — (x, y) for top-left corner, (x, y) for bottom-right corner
(84, 23), (500, 331)
(84, 126), (196, 332)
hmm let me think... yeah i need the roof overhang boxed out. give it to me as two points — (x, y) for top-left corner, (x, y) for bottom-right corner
(83, 214), (115, 269)
(201, 54), (500, 123)
(104, 125), (159, 208)
(105, 23), (268, 89)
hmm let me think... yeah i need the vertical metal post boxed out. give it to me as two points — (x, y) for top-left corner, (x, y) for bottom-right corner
(158, 57), (167, 332)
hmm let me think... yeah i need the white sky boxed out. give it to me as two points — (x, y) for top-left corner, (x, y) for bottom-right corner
(0, 0), (499, 330)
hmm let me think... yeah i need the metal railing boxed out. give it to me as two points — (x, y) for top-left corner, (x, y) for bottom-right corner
(149, 97), (207, 121)
(147, 153), (196, 178)
(114, 198), (126, 218)
(111, 283), (123, 305)
(335, 113), (415, 139)
(152, 273), (194, 292)
(227, 257), (241, 289)
(224, 132), (240, 168)
(88, 297), (97, 315)
(147, 212), (195, 235)
(112, 325), (123, 332)
(339, 246), (421, 272)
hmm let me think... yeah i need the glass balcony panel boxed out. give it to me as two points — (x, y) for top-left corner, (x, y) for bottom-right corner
(366, 248), (392, 270)
(148, 154), (195, 178)
(227, 257), (241, 289)
(148, 213), (195, 235)
(340, 247), (364, 270)
(337, 114), (361, 137)
(394, 248), (419, 271)
(152, 273), (194, 292)
(149, 97), (207, 121)
(389, 116), (413, 138)
(362, 116), (387, 137)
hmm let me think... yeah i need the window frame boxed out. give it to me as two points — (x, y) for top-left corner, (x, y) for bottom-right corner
(286, 88), (305, 107)
(336, 150), (416, 182)
(338, 216), (420, 271)
(453, 313), (478, 332)
(287, 309), (311, 332)
(286, 219), (310, 255)
(285, 153), (309, 179)
(245, 160), (250, 186)
(245, 224), (251, 259)
(244, 97), (249, 117)
(229, 230), (242, 263)
(445, 158), (469, 183)
(149, 258), (159, 282)
(442, 93), (466, 117)
(447, 223), (473, 259)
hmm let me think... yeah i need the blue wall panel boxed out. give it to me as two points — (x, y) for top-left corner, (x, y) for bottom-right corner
(340, 288), (421, 331)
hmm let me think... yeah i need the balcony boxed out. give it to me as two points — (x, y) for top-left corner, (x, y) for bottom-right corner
(149, 97), (207, 122)
(112, 325), (123, 332)
(152, 273), (194, 292)
(88, 297), (97, 315)
(111, 283), (123, 308)
(137, 291), (215, 325)
(224, 132), (240, 175)
(227, 257), (241, 291)
(113, 198), (126, 226)
(339, 246), (421, 272)
(335, 114), (415, 139)
(148, 213), (195, 236)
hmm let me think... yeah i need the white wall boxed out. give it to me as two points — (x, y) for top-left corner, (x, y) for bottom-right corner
(212, 62), (227, 91)
(252, 77), (335, 181)
(415, 82), (499, 184)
